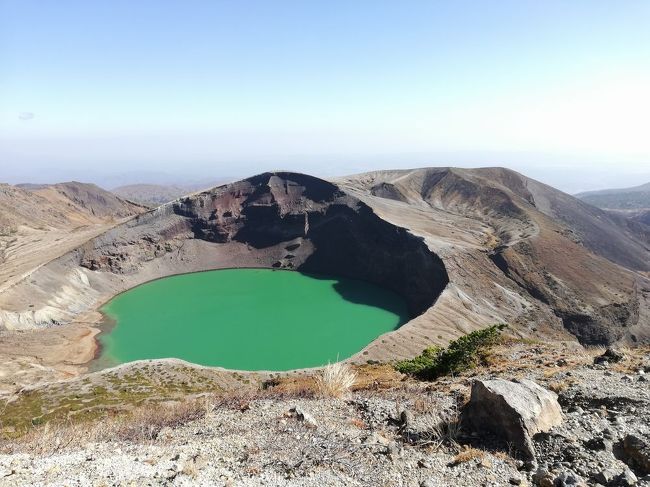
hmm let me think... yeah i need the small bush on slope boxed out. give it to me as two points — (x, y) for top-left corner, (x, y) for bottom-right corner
(395, 324), (507, 380)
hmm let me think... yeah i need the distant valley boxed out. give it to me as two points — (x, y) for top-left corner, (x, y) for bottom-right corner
(576, 182), (650, 228)
(111, 179), (231, 206)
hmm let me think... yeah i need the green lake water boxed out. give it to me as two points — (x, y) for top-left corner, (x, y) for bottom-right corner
(98, 269), (409, 371)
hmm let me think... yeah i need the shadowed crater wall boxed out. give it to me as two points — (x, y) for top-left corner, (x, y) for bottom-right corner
(80, 172), (448, 319)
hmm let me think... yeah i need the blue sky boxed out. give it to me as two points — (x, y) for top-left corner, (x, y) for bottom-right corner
(1, 0), (649, 191)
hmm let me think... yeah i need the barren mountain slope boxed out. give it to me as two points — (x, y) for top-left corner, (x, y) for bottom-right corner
(38, 182), (146, 219)
(635, 210), (650, 226)
(0, 182), (145, 294)
(338, 167), (650, 345)
(10, 182), (145, 224)
(576, 181), (650, 210)
(500, 171), (650, 270)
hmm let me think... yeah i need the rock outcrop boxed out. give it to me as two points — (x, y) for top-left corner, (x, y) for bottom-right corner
(464, 378), (563, 459)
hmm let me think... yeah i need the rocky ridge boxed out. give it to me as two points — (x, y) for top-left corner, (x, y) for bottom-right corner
(0, 342), (648, 486)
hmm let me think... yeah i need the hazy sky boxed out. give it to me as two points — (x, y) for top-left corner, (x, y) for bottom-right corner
(1, 0), (649, 192)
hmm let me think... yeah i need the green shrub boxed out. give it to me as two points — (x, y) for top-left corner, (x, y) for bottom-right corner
(394, 345), (442, 375)
(395, 324), (507, 380)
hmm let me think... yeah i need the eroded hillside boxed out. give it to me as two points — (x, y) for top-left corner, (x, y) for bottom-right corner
(338, 167), (650, 346)
(0, 182), (145, 294)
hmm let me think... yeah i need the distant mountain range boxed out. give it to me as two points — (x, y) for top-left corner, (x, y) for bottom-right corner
(111, 180), (231, 206)
(575, 182), (650, 210)
(575, 182), (650, 227)
(6, 181), (144, 231)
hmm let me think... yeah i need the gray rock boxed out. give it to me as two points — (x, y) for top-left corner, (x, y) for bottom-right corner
(386, 441), (402, 460)
(616, 468), (638, 486)
(554, 470), (585, 486)
(533, 468), (555, 487)
(594, 468), (617, 485)
(291, 405), (318, 428)
(465, 379), (563, 459)
(585, 437), (611, 451)
(594, 349), (625, 365)
(620, 434), (650, 475)
(603, 428), (616, 440)
(400, 409), (414, 426)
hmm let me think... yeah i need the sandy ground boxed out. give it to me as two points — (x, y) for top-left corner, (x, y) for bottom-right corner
(0, 323), (100, 394)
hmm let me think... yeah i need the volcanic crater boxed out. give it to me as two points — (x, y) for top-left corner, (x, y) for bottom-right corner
(1, 168), (648, 386)
(0, 172), (449, 373)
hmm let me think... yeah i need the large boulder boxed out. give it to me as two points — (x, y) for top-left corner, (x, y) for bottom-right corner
(593, 347), (625, 365)
(464, 378), (563, 459)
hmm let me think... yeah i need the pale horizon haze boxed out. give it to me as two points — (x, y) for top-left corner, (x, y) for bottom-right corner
(1, 0), (649, 193)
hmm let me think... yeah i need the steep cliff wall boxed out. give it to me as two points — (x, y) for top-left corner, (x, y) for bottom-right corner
(0, 172), (448, 329)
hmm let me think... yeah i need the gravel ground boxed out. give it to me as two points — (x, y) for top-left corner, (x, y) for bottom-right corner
(0, 395), (521, 487)
(1, 345), (648, 486)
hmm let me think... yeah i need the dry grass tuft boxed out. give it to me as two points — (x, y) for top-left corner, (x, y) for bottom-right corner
(450, 446), (485, 465)
(316, 361), (357, 398)
(493, 450), (517, 466)
(428, 410), (462, 448)
(402, 406), (462, 450)
(584, 345), (606, 357)
(112, 398), (208, 442)
(412, 397), (433, 413)
(258, 377), (318, 398)
(548, 380), (570, 393)
(260, 363), (402, 397)
(611, 345), (650, 374)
